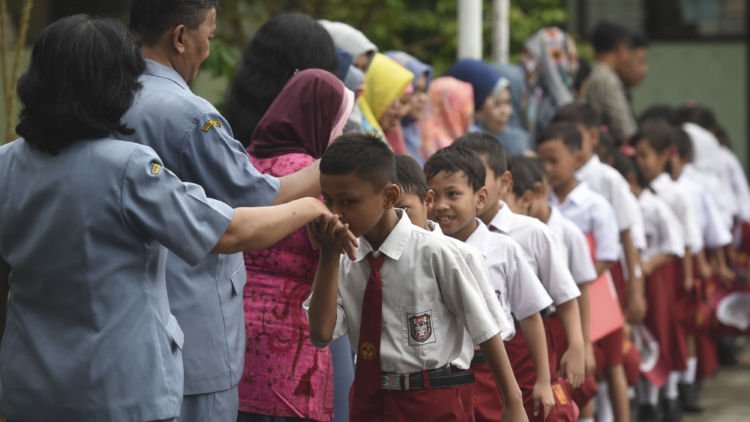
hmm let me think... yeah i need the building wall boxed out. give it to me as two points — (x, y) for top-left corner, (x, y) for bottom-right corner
(631, 42), (748, 168)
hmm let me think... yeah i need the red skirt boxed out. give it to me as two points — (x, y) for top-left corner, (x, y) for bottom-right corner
(645, 260), (681, 372)
(350, 382), (467, 422)
(544, 316), (567, 379)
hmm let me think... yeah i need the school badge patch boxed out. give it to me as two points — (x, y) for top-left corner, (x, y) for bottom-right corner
(360, 341), (377, 360)
(201, 119), (222, 132)
(407, 311), (436, 346)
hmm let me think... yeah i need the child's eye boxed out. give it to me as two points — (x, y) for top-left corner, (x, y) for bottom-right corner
(448, 191), (460, 198)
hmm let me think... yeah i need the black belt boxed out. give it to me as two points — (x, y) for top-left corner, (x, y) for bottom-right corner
(380, 365), (474, 391)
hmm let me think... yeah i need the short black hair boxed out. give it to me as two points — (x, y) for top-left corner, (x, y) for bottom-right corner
(591, 21), (634, 54)
(16, 15), (144, 154)
(672, 127), (693, 160)
(507, 156), (544, 197)
(537, 122), (583, 151)
(552, 102), (601, 129)
(394, 154), (428, 200)
(638, 105), (677, 126)
(321, 133), (395, 188)
(611, 151), (648, 188)
(630, 32), (649, 49)
(452, 132), (507, 176)
(223, 13), (338, 146)
(424, 146), (486, 192)
(598, 129), (617, 163)
(630, 121), (674, 153)
(130, 0), (217, 46)
(676, 104), (718, 131)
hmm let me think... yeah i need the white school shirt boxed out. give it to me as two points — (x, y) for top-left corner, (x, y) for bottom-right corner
(487, 203), (580, 306)
(683, 122), (736, 228)
(427, 221), (516, 368)
(306, 211), (503, 373)
(638, 189), (685, 262)
(550, 182), (620, 263)
(577, 155), (635, 234)
(720, 146), (750, 222)
(650, 172), (703, 253)
(546, 206), (598, 285)
(676, 165), (732, 249)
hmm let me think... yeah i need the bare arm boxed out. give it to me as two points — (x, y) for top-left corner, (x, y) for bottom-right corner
(212, 197), (340, 254)
(479, 335), (528, 422)
(621, 230), (646, 322)
(518, 313), (553, 419)
(273, 160), (321, 205)
(578, 284), (596, 375)
(557, 299), (585, 387)
(594, 260), (614, 277)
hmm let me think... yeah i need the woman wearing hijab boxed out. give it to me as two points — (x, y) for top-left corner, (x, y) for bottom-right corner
(419, 76), (474, 158)
(361, 53), (414, 154)
(386, 51), (434, 165)
(238, 69), (354, 422)
(493, 63), (531, 151)
(319, 20), (378, 71)
(521, 27), (579, 142)
(224, 13), (339, 147)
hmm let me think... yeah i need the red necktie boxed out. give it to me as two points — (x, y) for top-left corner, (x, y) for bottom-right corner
(353, 254), (386, 397)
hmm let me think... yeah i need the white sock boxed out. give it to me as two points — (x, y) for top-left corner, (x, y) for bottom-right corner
(595, 382), (614, 422)
(628, 386), (636, 399)
(665, 372), (680, 400)
(637, 379), (659, 405)
(680, 357), (698, 384)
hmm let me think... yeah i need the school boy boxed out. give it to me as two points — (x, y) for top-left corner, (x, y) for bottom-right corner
(536, 122), (629, 422)
(393, 154), (522, 421)
(452, 134), (586, 390)
(424, 146), (563, 421)
(305, 134), (526, 422)
(504, 156), (598, 379)
(552, 103), (647, 325)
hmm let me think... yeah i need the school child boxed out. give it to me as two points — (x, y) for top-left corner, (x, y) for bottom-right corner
(631, 122), (703, 419)
(610, 151), (686, 421)
(536, 122), (628, 422)
(305, 134), (526, 422)
(552, 103), (647, 326)
(393, 153), (533, 421)
(668, 126), (733, 410)
(504, 156), (598, 380)
(424, 147), (565, 421)
(452, 133), (586, 391)
(444, 59), (528, 155)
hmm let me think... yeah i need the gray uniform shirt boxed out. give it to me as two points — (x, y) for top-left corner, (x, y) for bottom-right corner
(0, 139), (232, 421)
(121, 60), (280, 394)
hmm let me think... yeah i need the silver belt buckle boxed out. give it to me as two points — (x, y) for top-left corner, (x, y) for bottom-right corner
(381, 374), (402, 390)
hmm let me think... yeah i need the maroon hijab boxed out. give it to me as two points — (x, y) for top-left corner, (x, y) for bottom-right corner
(248, 69), (345, 159)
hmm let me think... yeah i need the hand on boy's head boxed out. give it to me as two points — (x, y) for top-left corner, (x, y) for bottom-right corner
(307, 214), (358, 260)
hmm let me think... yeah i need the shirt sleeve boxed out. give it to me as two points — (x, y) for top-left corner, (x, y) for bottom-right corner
(701, 194), (733, 249)
(656, 200), (686, 258)
(120, 147), (234, 266)
(531, 225), (581, 305)
(436, 243), (501, 346)
(566, 224), (598, 285)
(607, 175), (637, 232)
(461, 245), (514, 339)
(507, 240), (553, 321)
(179, 111), (280, 207)
(591, 200), (620, 262)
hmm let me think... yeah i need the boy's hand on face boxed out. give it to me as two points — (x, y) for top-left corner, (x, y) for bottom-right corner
(307, 214), (358, 260)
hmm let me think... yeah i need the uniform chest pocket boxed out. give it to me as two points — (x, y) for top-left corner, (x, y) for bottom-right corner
(400, 304), (440, 347)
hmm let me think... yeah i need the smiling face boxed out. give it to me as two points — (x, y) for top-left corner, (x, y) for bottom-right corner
(427, 170), (486, 241)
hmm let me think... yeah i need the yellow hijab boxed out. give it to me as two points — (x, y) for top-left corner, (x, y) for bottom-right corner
(360, 53), (414, 132)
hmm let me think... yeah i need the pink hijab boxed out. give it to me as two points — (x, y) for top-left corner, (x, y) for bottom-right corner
(419, 76), (474, 158)
(249, 69), (353, 159)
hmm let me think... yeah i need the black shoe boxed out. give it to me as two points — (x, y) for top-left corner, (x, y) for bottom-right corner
(661, 398), (682, 421)
(638, 403), (659, 421)
(678, 382), (705, 413)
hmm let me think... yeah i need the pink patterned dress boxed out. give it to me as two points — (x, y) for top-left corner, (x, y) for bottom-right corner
(238, 153), (333, 421)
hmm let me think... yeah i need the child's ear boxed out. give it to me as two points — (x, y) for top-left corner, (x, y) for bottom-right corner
(383, 183), (401, 209)
(499, 170), (513, 196)
(424, 189), (435, 209)
(476, 186), (489, 211)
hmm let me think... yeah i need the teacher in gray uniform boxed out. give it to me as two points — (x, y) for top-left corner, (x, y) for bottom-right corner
(124, 1), (328, 421)
(0, 14), (353, 422)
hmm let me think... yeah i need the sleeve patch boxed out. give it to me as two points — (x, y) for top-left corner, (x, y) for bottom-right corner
(201, 119), (222, 132)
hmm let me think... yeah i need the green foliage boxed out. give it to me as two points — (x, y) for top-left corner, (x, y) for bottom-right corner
(202, 0), (568, 81)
